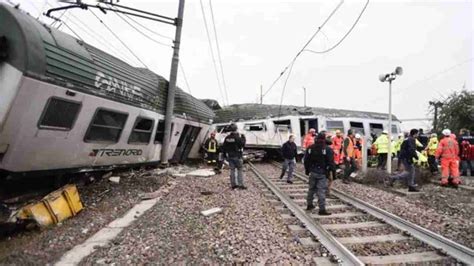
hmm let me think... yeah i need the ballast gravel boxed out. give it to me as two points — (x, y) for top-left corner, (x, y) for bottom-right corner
(83, 167), (321, 264)
(334, 180), (474, 249)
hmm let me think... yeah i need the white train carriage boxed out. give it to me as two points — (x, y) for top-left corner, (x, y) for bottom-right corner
(0, 4), (214, 177)
(212, 104), (402, 154)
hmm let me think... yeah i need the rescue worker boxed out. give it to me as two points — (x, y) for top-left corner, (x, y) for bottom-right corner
(373, 130), (389, 170)
(388, 129), (420, 192)
(303, 128), (316, 149)
(343, 129), (357, 183)
(436, 129), (460, 187)
(304, 132), (335, 215)
(280, 135), (297, 184)
(394, 135), (404, 171)
(203, 132), (219, 172)
(331, 130), (344, 165)
(417, 128), (429, 151)
(458, 129), (473, 176)
(425, 133), (439, 174)
(354, 133), (363, 169)
(222, 124), (247, 190)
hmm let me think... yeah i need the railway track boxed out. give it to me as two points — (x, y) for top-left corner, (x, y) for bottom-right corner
(248, 161), (474, 265)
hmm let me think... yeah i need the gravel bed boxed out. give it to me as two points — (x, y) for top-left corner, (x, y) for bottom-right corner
(333, 180), (474, 249)
(459, 175), (474, 186)
(317, 215), (377, 225)
(83, 167), (321, 264)
(329, 225), (400, 238)
(0, 168), (169, 264)
(348, 239), (434, 256)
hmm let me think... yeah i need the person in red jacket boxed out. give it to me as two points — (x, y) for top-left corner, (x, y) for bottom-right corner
(331, 130), (344, 165)
(436, 129), (461, 187)
(303, 128), (316, 149)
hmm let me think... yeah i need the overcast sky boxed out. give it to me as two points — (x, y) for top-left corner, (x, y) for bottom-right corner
(3, 0), (473, 124)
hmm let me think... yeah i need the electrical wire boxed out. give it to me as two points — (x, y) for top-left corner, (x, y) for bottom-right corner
(111, 7), (174, 41)
(179, 61), (192, 94)
(262, 0), (344, 98)
(277, 59), (296, 117)
(304, 0), (370, 54)
(107, 4), (173, 48)
(89, 8), (149, 69)
(209, 0), (229, 106)
(199, 0), (226, 106)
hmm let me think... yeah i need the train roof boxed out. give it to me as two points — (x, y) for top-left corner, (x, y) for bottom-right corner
(0, 4), (214, 122)
(213, 103), (399, 123)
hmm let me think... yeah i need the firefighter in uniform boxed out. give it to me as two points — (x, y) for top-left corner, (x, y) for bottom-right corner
(203, 132), (218, 165)
(425, 133), (439, 174)
(304, 132), (334, 215)
(436, 129), (461, 187)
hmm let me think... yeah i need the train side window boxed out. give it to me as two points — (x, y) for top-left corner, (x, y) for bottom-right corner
(38, 97), (81, 131)
(128, 117), (154, 144)
(216, 125), (232, 133)
(391, 125), (398, 134)
(369, 123), (383, 136)
(154, 120), (174, 143)
(349, 121), (365, 134)
(244, 122), (266, 131)
(84, 109), (128, 143)
(273, 120), (292, 133)
(326, 120), (344, 133)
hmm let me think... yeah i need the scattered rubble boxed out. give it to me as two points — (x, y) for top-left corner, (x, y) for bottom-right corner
(201, 207), (223, 217)
(108, 176), (120, 184)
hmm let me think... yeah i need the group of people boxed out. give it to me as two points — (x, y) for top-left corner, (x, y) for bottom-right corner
(202, 124), (472, 215)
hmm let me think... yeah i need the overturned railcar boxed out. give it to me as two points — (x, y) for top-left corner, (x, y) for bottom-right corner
(212, 104), (402, 154)
(0, 4), (214, 177)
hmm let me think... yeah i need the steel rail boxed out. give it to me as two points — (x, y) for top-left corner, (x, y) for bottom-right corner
(279, 164), (474, 265)
(248, 162), (364, 266)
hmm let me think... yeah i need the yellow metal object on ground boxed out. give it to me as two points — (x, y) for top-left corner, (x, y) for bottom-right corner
(16, 184), (83, 227)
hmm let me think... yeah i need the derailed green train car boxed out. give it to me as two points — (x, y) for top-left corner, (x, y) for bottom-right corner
(0, 3), (214, 177)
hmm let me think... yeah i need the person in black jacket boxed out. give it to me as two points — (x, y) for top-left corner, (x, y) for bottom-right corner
(388, 128), (420, 192)
(222, 124), (247, 189)
(280, 135), (298, 184)
(304, 132), (335, 215)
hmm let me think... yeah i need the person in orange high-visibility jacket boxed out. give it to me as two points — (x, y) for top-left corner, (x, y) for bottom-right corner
(331, 130), (344, 165)
(303, 128), (316, 149)
(342, 130), (357, 183)
(354, 133), (363, 168)
(436, 129), (460, 187)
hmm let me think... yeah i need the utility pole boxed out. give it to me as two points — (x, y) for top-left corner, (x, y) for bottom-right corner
(260, 84), (263, 104)
(302, 87), (306, 107)
(161, 0), (185, 166)
(429, 101), (444, 132)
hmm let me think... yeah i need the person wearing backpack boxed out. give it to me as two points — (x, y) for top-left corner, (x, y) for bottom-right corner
(458, 129), (473, 176)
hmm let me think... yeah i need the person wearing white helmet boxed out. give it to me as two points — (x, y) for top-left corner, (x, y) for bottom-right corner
(354, 133), (363, 168)
(373, 130), (389, 170)
(436, 129), (461, 187)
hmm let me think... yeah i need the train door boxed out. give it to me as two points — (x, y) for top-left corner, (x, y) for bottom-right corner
(299, 118), (318, 146)
(172, 125), (201, 163)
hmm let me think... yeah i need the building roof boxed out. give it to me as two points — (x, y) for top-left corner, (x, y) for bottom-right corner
(0, 4), (214, 122)
(214, 103), (399, 123)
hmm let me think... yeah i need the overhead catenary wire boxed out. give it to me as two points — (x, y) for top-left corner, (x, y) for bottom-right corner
(199, 0), (227, 106)
(262, 0), (345, 98)
(89, 8), (149, 69)
(208, 0), (229, 106)
(304, 0), (370, 54)
(107, 4), (173, 48)
(277, 59), (296, 117)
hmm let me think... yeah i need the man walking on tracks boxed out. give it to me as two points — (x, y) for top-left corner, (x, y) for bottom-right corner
(280, 135), (297, 184)
(304, 132), (335, 215)
(388, 129), (420, 192)
(222, 124), (247, 190)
